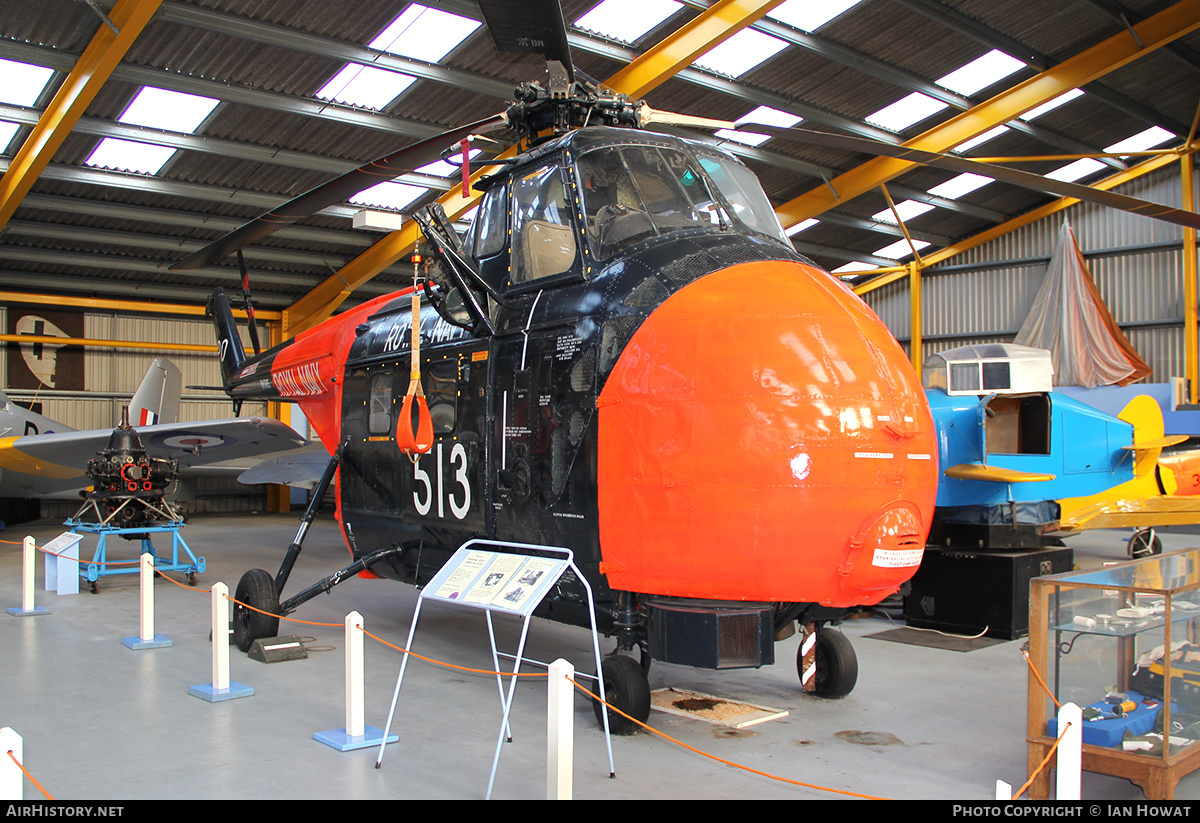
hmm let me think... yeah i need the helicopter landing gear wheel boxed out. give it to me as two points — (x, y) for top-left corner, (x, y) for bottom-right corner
(232, 568), (280, 652)
(1129, 528), (1162, 559)
(799, 628), (858, 699)
(591, 654), (651, 735)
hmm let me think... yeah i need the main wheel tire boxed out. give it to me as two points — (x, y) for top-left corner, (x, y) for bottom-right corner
(232, 568), (280, 653)
(591, 654), (651, 735)
(807, 629), (858, 699)
(1129, 529), (1162, 559)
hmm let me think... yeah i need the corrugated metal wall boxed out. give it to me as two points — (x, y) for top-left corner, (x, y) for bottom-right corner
(862, 165), (1194, 382)
(4, 312), (267, 429)
(4, 309), (274, 516)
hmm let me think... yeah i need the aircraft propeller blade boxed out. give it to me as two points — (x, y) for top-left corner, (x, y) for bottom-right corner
(170, 113), (510, 271)
(476, 0), (574, 83)
(641, 105), (1200, 232)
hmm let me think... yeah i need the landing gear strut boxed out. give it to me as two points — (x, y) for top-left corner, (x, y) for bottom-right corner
(228, 445), (402, 652)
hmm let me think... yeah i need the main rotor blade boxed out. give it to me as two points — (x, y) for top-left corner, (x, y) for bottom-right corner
(476, 0), (574, 82)
(170, 113), (509, 271)
(744, 124), (1200, 231)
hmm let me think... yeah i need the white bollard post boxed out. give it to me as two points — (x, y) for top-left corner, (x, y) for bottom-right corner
(140, 553), (154, 642)
(7, 537), (49, 616)
(213, 582), (230, 691)
(346, 611), (365, 738)
(1056, 702), (1082, 800)
(188, 581), (253, 701)
(1, 727), (22, 800)
(547, 658), (574, 800)
(313, 611), (397, 751)
(123, 553), (170, 649)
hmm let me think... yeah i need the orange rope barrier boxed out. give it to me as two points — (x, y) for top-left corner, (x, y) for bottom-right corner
(3, 536), (906, 799)
(565, 674), (889, 800)
(1023, 646), (1061, 709)
(359, 626), (548, 678)
(1012, 721), (1072, 800)
(7, 748), (54, 800)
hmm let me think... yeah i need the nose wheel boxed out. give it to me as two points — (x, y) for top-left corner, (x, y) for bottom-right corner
(591, 653), (651, 735)
(798, 626), (858, 699)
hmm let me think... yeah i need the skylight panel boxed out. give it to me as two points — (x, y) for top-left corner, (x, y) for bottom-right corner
(119, 87), (219, 133)
(952, 125), (1009, 154)
(871, 200), (933, 224)
(84, 87), (219, 176)
(350, 180), (429, 211)
(785, 218), (818, 236)
(1021, 89), (1083, 121)
(317, 6), (479, 111)
(0, 121), (19, 152)
(833, 260), (876, 275)
(1045, 157), (1106, 183)
(695, 29), (789, 77)
(371, 4), (481, 63)
(928, 173), (991, 200)
(873, 237), (930, 260)
(767, 0), (864, 31)
(866, 92), (946, 132)
(1105, 126), (1175, 156)
(317, 65), (416, 110)
(0, 59), (54, 107)
(414, 149), (482, 178)
(85, 138), (177, 175)
(715, 105), (802, 146)
(574, 0), (681, 44)
(937, 50), (1024, 97)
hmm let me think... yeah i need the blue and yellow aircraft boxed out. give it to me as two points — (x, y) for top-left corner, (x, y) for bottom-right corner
(924, 344), (1188, 551)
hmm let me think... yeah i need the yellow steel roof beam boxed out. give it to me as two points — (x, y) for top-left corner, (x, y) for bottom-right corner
(0, 0), (163, 231)
(284, 0), (788, 335)
(777, 0), (1200, 229)
(852, 151), (1184, 297)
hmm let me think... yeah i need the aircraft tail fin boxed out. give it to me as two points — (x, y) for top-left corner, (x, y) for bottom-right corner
(207, 288), (248, 387)
(129, 358), (182, 426)
(1117, 395), (1186, 477)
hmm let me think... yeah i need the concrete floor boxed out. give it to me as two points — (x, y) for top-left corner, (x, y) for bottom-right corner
(3, 511), (1200, 801)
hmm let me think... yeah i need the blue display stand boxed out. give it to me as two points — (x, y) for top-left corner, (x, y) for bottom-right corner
(66, 517), (205, 590)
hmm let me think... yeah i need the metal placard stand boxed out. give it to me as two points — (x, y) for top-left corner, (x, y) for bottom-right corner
(375, 539), (615, 799)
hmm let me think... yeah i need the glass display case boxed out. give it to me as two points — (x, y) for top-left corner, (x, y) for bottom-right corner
(1026, 548), (1200, 799)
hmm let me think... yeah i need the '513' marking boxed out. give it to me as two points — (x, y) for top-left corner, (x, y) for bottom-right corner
(413, 442), (471, 520)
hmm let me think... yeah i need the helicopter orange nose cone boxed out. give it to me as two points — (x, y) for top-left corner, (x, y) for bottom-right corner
(597, 259), (938, 606)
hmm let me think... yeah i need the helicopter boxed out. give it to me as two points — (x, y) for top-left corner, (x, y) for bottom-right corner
(170, 0), (1200, 733)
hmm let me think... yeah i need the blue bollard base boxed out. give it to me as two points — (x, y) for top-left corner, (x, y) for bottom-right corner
(7, 606), (50, 616)
(123, 634), (173, 649)
(189, 682), (254, 702)
(313, 726), (398, 752)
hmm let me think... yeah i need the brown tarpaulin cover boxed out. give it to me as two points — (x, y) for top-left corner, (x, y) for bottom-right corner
(1014, 219), (1152, 387)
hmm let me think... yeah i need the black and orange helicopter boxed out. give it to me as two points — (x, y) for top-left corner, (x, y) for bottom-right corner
(172, 0), (1200, 732)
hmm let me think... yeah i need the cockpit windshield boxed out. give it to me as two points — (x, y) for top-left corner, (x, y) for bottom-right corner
(576, 145), (728, 261)
(695, 151), (789, 243)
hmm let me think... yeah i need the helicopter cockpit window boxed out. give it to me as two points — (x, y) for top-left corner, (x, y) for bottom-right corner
(696, 152), (789, 243)
(368, 371), (393, 436)
(510, 164), (577, 284)
(577, 146), (726, 261)
(425, 359), (458, 434)
(473, 182), (508, 260)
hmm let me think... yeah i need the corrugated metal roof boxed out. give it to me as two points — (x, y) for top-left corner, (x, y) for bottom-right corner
(0, 0), (1196, 312)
